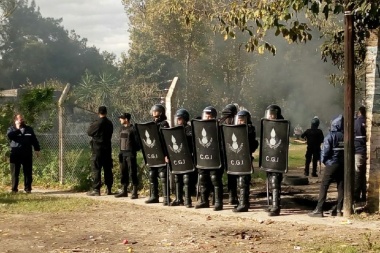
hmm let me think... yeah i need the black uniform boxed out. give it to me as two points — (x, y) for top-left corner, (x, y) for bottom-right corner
(87, 116), (114, 193)
(354, 111), (366, 202)
(145, 117), (170, 205)
(233, 123), (259, 212)
(301, 118), (324, 177)
(116, 124), (140, 198)
(171, 124), (194, 207)
(7, 124), (40, 193)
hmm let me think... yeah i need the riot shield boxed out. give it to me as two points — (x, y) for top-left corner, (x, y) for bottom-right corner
(161, 126), (195, 174)
(222, 124), (252, 175)
(259, 119), (290, 173)
(191, 119), (222, 170)
(135, 121), (166, 168)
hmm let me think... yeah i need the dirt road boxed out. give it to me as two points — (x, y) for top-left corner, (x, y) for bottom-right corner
(1, 186), (380, 253)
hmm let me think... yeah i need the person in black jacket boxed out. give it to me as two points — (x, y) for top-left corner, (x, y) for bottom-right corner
(301, 117), (324, 177)
(115, 113), (140, 199)
(145, 104), (171, 205)
(354, 106), (366, 203)
(309, 114), (344, 217)
(87, 106), (114, 196)
(7, 114), (40, 193)
(170, 108), (194, 207)
(233, 110), (259, 212)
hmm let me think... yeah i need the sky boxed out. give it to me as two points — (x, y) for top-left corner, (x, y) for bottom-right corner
(35, 0), (130, 58)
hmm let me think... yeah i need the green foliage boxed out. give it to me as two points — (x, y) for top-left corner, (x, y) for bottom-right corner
(19, 85), (54, 125)
(0, 0), (118, 88)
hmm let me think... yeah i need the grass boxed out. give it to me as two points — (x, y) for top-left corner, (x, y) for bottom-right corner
(0, 189), (97, 214)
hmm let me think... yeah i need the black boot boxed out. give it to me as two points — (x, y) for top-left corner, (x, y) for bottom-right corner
(268, 188), (280, 216)
(213, 186), (223, 211)
(145, 183), (159, 204)
(228, 189), (238, 205)
(87, 189), (100, 196)
(131, 185), (138, 199)
(115, 185), (128, 198)
(308, 207), (324, 217)
(162, 181), (171, 206)
(233, 188), (249, 212)
(171, 182), (184, 206)
(106, 186), (113, 195)
(195, 185), (210, 209)
(184, 184), (192, 208)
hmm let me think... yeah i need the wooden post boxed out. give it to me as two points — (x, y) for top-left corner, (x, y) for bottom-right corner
(343, 11), (355, 216)
(58, 84), (71, 184)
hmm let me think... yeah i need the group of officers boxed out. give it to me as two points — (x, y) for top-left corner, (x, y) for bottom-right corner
(86, 103), (289, 217)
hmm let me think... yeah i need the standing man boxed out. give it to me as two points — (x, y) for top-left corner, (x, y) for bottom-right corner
(194, 106), (224, 211)
(87, 106), (114, 196)
(309, 115), (344, 217)
(219, 104), (239, 205)
(261, 104), (288, 216)
(7, 114), (40, 193)
(354, 106), (366, 203)
(115, 113), (140, 199)
(232, 110), (259, 212)
(145, 104), (170, 205)
(301, 116), (324, 177)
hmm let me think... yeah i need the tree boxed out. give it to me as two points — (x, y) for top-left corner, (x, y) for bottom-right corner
(0, 0), (118, 88)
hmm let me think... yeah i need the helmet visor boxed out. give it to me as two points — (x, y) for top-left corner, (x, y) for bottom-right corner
(234, 115), (248, 125)
(202, 111), (215, 120)
(174, 116), (185, 126)
(264, 109), (278, 120)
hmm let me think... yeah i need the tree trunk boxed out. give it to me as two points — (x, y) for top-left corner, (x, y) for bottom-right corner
(365, 28), (380, 212)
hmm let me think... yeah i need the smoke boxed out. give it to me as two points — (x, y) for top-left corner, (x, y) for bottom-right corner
(251, 32), (343, 134)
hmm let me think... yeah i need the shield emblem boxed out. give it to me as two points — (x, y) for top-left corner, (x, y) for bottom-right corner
(191, 119), (222, 170)
(135, 121), (166, 167)
(222, 124), (252, 175)
(259, 119), (290, 173)
(161, 126), (194, 174)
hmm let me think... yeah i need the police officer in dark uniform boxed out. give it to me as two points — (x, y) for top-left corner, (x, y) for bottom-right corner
(7, 114), (40, 193)
(219, 104), (239, 205)
(145, 104), (171, 205)
(233, 110), (259, 212)
(264, 104), (285, 216)
(87, 106), (114, 196)
(170, 108), (194, 207)
(301, 116), (324, 177)
(195, 106), (224, 211)
(309, 114), (344, 217)
(115, 113), (140, 199)
(354, 106), (366, 203)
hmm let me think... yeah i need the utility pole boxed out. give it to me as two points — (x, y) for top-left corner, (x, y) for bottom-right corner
(343, 3), (355, 216)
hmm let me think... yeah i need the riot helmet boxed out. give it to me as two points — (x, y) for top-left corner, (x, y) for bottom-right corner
(202, 106), (217, 120)
(175, 108), (190, 126)
(150, 104), (166, 119)
(221, 104), (238, 124)
(264, 104), (283, 120)
(311, 116), (320, 129)
(234, 110), (252, 125)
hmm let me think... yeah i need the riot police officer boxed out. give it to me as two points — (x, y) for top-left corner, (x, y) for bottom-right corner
(219, 104), (239, 205)
(195, 106), (224, 211)
(115, 113), (140, 199)
(170, 108), (194, 208)
(233, 110), (259, 212)
(264, 104), (285, 216)
(145, 104), (170, 205)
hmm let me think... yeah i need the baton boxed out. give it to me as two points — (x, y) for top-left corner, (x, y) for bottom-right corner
(319, 160), (322, 175)
(196, 172), (200, 201)
(166, 163), (171, 206)
(266, 176), (270, 205)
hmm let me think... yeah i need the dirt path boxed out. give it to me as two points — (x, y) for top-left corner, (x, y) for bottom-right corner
(1, 186), (380, 253)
